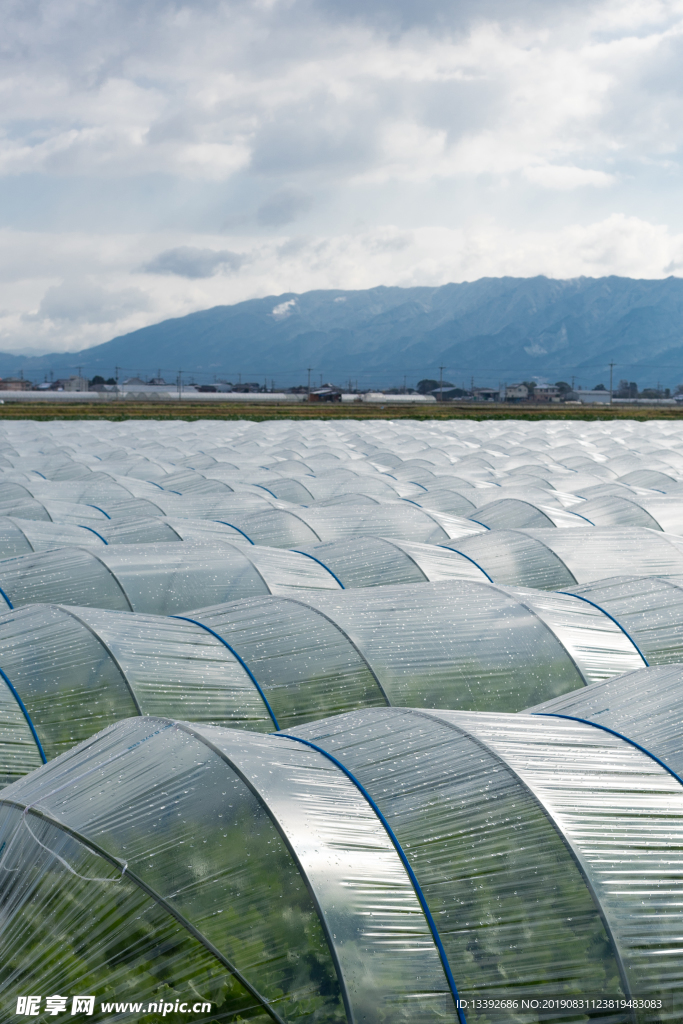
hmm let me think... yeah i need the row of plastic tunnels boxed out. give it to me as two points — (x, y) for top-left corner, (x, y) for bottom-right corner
(3, 419), (683, 1023)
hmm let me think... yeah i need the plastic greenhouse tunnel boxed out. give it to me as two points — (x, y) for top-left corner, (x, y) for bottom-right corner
(441, 527), (683, 589)
(0, 542), (342, 614)
(0, 579), (647, 786)
(1, 710), (681, 1022)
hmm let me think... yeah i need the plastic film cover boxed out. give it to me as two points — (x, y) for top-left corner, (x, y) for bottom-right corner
(192, 597), (387, 728)
(290, 706), (627, 1020)
(428, 709), (683, 1014)
(0, 718), (346, 1021)
(193, 723), (458, 1022)
(72, 606), (272, 729)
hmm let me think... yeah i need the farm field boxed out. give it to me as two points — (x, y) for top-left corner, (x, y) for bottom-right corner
(0, 398), (681, 421)
(0, 416), (682, 1021)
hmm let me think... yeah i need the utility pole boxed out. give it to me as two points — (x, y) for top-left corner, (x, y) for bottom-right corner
(177, 369), (182, 401)
(439, 365), (445, 402)
(307, 367), (312, 400)
(115, 366), (120, 401)
(609, 362), (615, 405)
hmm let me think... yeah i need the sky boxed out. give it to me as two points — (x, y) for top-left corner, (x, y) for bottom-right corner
(3, 0), (683, 354)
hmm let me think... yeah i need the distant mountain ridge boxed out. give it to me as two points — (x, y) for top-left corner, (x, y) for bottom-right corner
(4, 275), (683, 388)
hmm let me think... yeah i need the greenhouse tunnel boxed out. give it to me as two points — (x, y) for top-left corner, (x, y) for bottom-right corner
(441, 527), (683, 589)
(464, 497), (592, 530)
(1, 710), (682, 1022)
(527, 662), (683, 782)
(0, 579), (646, 786)
(0, 542), (341, 614)
(198, 504), (485, 548)
(293, 536), (493, 587)
(561, 575), (683, 664)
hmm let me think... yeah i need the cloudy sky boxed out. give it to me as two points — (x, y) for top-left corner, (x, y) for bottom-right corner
(3, 0), (683, 354)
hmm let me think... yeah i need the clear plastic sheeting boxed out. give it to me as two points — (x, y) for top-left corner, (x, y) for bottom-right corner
(0, 495), (53, 521)
(576, 495), (664, 530)
(0, 809), (274, 1023)
(564, 575), (683, 664)
(0, 716), (460, 1023)
(97, 518), (184, 544)
(0, 603), (272, 784)
(0, 519), (40, 559)
(468, 498), (591, 530)
(0, 542), (340, 613)
(215, 504), (486, 547)
(0, 573), (642, 783)
(0, 604), (139, 776)
(206, 508), (322, 547)
(191, 597), (387, 729)
(192, 724), (457, 1020)
(446, 527), (683, 589)
(528, 664), (683, 783)
(0, 547), (132, 611)
(192, 579), (643, 716)
(505, 587), (646, 683)
(0, 719), (347, 1022)
(393, 538), (493, 582)
(295, 536), (491, 588)
(0, 671), (43, 787)
(629, 496), (683, 535)
(294, 582), (643, 707)
(76, 607), (271, 727)
(443, 530), (578, 590)
(420, 708), (683, 1015)
(290, 707), (629, 1019)
(408, 486), (478, 516)
(0, 517), (106, 556)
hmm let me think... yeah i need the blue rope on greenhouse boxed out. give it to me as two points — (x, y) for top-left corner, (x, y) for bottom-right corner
(534, 713), (683, 790)
(77, 525), (109, 544)
(278, 732), (467, 1024)
(85, 503), (111, 519)
(253, 483), (279, 499)
(0, 586), (13, 609)
(0, 667), (46, 763)
(557, 592), (649, 665)
(436, 546), (495, 583)
(291, 551), (345, 588)
(212, 521), (255, 545)
(170, 616), (280, 730)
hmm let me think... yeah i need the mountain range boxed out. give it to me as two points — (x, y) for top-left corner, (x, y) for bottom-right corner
(4, 275), (683, 389)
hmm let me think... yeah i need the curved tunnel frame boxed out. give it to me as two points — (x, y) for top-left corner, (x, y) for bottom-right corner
(0, 718), (467, 1024)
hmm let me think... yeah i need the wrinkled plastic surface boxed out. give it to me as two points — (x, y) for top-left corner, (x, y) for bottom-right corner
(564, 575), (683, 664)
(290, 707), (628, 1020)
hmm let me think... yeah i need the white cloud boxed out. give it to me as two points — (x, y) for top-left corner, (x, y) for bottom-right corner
(0, 211), (681, 353)
(34, 279), (150, 324)
(523, 165), (616, 189)
(0, 0), (683, 352)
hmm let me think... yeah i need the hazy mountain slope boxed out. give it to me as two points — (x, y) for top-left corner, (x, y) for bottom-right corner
(4, 276), (683, 387)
